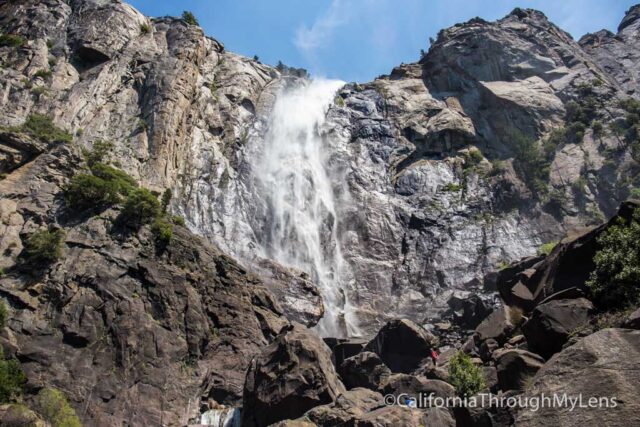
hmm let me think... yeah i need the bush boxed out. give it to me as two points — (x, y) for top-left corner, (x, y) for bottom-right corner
(442, 183), (462, 192)
(510, 129), (551, 195)
(90, 163), (137, 195)
(587, 208), (640, 308)
(24, 229), (65, 264)
(464, 148), (484, 167)
(34, 69), (52, 79)
(140, 23), (151, 34)
(120, 188), (160, 226)
(0, 301), (7, 329)
(64, 173), (123, 210)
(0, 349), (26, 403)
(0, 34), (26, 48)
(83, 140), (114, 166)
(161, 188), (172, 213)
(151, 218), (173, 246)
(20, 114), (72, 143)
(171, 215), (186, 226)
(448, 351), (485, 397)
(538, 240), (559, 256)
(182, 11), (199, 26)
(33, 388), (81, 427)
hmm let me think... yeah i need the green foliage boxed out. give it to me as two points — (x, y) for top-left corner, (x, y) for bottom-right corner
(46, 39), (54, 49)
(171, 215), (186, 226)
(448, 351), (486, 397)
(592, 120), (604, 136)
(161, 188), (172, 213)
(442, 183), (462, 192)
(0, 349), (26, 404)
(587, 208), (640, 308)
(33, 388), (82, 427)
(151, 218), (173, 246)
(120, 188), (161, 226)
(182, 11), (199, 26)
(538, 240), (559, 256)
(631, 188), (640, 199)
(83, 140), (114, 166)
(463, 148), (484, 170)
(0, 301), (7, 329)
(34, 69), (52, 79)
(335, 96), (345, 107)
(140, 23), (151, 34)
(64, 161), (137, 211)
(0, 34), (26, 48)
(253, 54), (260, 62)
(510, 129), (551, 196)
(20, 114), (72, 143)
(24, 229), (65, 264)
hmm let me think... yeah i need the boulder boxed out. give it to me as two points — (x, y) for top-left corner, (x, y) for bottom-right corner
(365, 319), (439, 373)
(301, 388), (384, 426)
(339, 352), (391, 391)
(516, 329), (640, 426)
(446, 292), (493, 329)
(623, 308), (640, 329)
(479, 338), (499, 362)
(242, 323), (346, 427)
(353, 406), (454, 427)
(380, 373), (455, 400)
(327, 338), (368, 368)
(522, 298), (594, 359)
(495, 349), (545, 392)
(475, 306), (518, 345)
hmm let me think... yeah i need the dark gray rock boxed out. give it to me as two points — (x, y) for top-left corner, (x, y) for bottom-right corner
(339, 352), (391, 391)
(495, 349), (545, 392)
(522, 298), (594, 359)
(242, 323), (346, 427)
(365, 319), (439, 374)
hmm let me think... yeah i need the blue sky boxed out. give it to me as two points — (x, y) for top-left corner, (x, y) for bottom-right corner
(128, 0), (638, 83)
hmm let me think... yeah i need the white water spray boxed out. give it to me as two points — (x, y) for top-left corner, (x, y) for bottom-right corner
(255, 79), (359, 337)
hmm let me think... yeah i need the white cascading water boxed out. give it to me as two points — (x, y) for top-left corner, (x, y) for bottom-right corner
(255, 79), (360, 337)
(200, 408), (241, 426)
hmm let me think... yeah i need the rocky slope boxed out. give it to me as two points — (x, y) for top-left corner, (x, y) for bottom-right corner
(2, 0), (640, 425)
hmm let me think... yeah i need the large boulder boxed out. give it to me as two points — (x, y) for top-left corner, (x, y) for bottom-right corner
(242, 323), (346, 427)
(364, 319), (439, 373)
(300, 388), (383, 426)
(623, 308), (640, 329)
(339, 352), (391, 391)
(495, 349), (545, 392)
(326, 338), (368, 368)
(475, 306), (518, 345)
(380, 374), (455, 400)
(516, 329), (640, 426)
(522, 298), (594, 359)
(446, 292), (493, 329)
(353, 406), (454, 427)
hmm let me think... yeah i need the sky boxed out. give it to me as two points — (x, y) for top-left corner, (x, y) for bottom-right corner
(128, 0), (638, 83)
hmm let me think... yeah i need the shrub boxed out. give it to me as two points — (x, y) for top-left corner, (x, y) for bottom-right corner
(161, 188), (172, 213)
(33, 388), (81, 427)
(442, 183), (462, 192)
(538, 240), (559, 256)
(34, 69), (52, 79)
(20, 114), (72, 143)
(120, 188), (160, 226)
(0, 34), (26, 48)
(0, 301), (7, 329)
(83, 140), (114, 166)
(464, 148), (484, 167)
(151, 218), (173, 246)
(182, 11), (199, 26)
(448, 351), (485, 397)
(140, 23), (151, 34)
(172, 215), (186, 226)
(510, 129), (550, 195)
(587, 208), (640, 308)
(90, 163), (137, 195)
(0, 349), (26, 403)
(64, 173), (122, 210)
(24, 229), (65, 264)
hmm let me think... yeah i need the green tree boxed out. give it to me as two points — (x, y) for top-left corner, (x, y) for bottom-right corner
(182, 11), (199, 26)
(0, 301), (7, 329)
(448, 351), (486, 397)
(24, 229), (65, 264)
(120, 188), (161, 226)
(0, 349), (26, 403)
(33, 388), (82, 427)
(587, 208), (640, 308)
(20, 114), (72, 143)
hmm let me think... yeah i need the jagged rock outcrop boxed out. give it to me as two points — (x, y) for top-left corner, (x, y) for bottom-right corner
(242, 323), (346, 427)
(516, 328), (640, 426)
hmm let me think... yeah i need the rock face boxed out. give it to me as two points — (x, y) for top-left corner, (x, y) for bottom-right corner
(364, 319), (438, 373)
(242, 323), (346, 427)
(522, 298), (594, 358)
(516, 329), (640, 426)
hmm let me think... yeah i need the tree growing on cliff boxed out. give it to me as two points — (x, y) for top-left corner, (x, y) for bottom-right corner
(182, 11), (199, 26)
(587, 207), (640, 308)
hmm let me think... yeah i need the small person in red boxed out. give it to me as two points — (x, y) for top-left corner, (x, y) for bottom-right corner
(430, 349), (439, 366)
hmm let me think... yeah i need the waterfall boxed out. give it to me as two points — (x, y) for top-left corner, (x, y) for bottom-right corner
(254, 79), (360, 337)
(200, 408), (241, 426)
